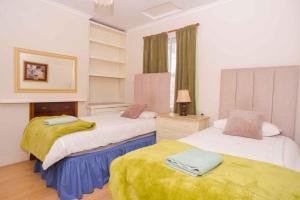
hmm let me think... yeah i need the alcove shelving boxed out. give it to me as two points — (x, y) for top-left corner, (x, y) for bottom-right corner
(88, 21), (128, 115)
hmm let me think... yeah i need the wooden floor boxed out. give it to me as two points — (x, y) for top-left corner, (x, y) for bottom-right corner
(0, 161), (112, 200)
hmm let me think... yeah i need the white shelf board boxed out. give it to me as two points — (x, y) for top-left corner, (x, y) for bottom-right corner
(89, 56), (126, 64)
(90, 38), (125, 49)
(89, 73), (125, 79)
(87, 102), (130, 109)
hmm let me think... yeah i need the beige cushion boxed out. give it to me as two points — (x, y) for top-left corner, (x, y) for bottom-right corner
(121, 104), (147, 119)
(223, 110), (263, 139)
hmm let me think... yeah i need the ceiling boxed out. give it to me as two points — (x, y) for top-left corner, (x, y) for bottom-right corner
(48, 0), (220, 31)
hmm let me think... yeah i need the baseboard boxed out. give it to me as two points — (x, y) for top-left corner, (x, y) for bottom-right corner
(0, 152), (29, 167)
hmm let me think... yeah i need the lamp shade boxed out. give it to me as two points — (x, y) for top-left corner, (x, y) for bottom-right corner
(176, 90), (191, 103)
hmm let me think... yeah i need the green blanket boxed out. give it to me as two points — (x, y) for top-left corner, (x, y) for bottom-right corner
(109, 140), (300, 200)
(20, 116), (95, 161)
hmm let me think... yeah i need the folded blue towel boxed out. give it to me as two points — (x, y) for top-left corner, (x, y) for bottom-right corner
(165, 148), (223, 176)
(44, 116), (78, 126)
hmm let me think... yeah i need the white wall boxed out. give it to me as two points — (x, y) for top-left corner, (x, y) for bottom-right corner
(19, 53), (75, 90)
(0, 0), (90, 166)
(126, 0), (300, 144)
(0, 0), (89, 101)
(0, 104), (29, 165)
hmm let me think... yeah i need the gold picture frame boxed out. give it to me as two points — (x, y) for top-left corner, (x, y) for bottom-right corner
(14, 47), (77, 93)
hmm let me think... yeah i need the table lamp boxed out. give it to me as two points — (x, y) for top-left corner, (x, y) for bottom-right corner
(176, 89), (191, 116)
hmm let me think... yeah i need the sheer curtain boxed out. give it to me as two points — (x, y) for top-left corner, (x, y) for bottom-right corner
(168, 33), (176, 111)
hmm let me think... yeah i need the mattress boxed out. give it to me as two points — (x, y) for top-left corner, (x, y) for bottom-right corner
(69, 132), (156, 157)
(42, 113), (156, 169)
(179, 127), (300, 172)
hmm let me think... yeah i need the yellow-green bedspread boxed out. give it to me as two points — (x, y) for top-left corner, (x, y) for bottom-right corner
(109, 140), (300, 200)
(20, 116), (95, 161)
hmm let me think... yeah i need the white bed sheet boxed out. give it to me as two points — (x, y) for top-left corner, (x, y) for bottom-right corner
(179, 127), (300, 172)
(42, 113), (156, 169)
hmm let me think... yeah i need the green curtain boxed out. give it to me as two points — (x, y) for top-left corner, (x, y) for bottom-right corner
(143, 33), (168, 73)
(174, 25), (197, 115)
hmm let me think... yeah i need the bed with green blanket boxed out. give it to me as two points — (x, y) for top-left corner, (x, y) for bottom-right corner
(109, 140), (300, 200)
(21, 116), (95, 161)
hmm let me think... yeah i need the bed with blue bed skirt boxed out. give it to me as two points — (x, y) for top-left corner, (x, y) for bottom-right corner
(34, 132), (156, 200)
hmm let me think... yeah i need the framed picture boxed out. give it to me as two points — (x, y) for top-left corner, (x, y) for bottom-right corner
(23, 61), (48, 82)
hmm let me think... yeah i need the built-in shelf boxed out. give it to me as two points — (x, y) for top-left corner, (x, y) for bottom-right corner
(90, 21), (127, 35)
(89, 56), (125, 64)
(90, 38), (125, 49)
(87, 102), (130, 115)
(89, 20), (127, 107)
(89, 73), (125, 79)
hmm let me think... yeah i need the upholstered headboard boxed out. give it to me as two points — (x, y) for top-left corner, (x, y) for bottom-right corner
(219, 66), (299, 139)
(134, 73), (171, 113)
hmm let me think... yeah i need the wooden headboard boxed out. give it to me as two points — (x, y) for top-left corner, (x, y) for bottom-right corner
(28, 101), (78, 160)
(29, 102), (78, 119)
(134, 73), (171, 113)
(219, 66), (299, 139)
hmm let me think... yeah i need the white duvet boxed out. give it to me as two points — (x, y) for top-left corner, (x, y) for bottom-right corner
(179, 127), (300, 172)
(42, 113), (156, 169)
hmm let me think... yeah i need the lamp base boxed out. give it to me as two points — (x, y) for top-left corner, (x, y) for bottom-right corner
(179, 103), (188, 116)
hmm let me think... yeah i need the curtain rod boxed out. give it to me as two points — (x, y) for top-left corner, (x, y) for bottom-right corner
(167, 23), (199, 33)
(143, 23), (199, 39)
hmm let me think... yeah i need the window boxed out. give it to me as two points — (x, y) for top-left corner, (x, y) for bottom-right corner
(168, 33), (176, 111)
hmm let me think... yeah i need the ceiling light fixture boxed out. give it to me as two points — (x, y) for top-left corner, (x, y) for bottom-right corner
(94, 0), (113, 7)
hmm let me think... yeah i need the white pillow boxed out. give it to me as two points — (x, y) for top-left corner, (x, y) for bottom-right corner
(139, 111), (158, 119)
(213, 118), (227, 130)
(262, 121), (281, 137)
(213, 118), (281, 137)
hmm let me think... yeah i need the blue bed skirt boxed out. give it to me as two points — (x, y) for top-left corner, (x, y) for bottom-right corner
(34, 132), (156, 200)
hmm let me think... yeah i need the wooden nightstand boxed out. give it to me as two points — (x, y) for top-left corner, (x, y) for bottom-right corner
(156, 113), (209, 141)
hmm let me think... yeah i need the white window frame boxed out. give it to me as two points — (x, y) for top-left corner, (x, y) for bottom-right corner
(168, 32), (176, 111)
